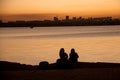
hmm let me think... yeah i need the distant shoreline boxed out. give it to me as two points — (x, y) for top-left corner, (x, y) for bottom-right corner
(0, 16), (120, 27)
(0, 25), (120, 28)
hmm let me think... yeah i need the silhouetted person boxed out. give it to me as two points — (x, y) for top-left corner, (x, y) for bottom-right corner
(59, 48), (68, 60)
(56, 48), (69, 69)
(69, 48), (79, 63)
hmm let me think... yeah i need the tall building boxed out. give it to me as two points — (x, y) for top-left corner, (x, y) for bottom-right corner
(54, 17), (58, 21)
(77, 17), (82, 21)
(66, 16), (69, 21)
(72, 17), (77, 21)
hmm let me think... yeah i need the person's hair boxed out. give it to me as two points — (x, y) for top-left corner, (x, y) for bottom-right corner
(71, 48), (75, 53)
(60, 48), (64, 53)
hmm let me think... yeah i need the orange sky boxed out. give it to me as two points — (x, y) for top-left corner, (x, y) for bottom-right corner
(0, 0), (120, 21)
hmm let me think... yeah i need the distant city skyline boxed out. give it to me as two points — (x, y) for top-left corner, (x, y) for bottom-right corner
(0, 14), (120, 22)
(0, 0), (120, 22)
(1, 16), (120, 27)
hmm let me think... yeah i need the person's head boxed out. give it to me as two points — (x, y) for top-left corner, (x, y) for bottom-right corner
(71, 48), (75, 53)
(60, 48), (65, 53)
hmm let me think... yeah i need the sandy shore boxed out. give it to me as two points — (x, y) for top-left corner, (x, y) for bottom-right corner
(1, 68), (120, 80)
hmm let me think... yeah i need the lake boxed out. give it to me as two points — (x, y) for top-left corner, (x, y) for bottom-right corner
(0, 26), (120, 65)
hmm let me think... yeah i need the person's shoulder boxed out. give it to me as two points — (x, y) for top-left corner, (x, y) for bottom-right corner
(75, 52), (78, 54)
(75, 52), (78, 55)
(64, 52), (67, 54)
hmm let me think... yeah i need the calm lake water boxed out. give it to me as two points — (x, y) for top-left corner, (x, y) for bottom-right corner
(0, 26), (120, 65)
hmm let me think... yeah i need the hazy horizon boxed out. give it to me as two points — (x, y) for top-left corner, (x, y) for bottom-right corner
(0, 0), (120, 22)
(0, 14), (120, 22)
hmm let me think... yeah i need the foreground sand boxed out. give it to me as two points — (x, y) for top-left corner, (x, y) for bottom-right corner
(1, 68), (120, 80)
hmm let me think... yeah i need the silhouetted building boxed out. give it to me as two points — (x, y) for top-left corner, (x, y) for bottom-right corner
(77, 17), (82, 20)
(66, 16), (69, 21)
(72, 17), (77, 21)
(54, 17), (59, 21)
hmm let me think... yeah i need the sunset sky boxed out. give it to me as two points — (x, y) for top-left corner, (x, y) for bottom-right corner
(0, 0), (120, 21)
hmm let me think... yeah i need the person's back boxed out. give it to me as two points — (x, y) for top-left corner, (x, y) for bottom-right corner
(69, 48), (79, 63)
(57, 48), (69, 69)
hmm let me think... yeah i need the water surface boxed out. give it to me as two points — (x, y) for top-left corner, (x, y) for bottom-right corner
(0, 26), (120, 65)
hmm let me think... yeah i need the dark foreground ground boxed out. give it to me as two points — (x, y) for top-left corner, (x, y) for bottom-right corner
(1, 68), (120, 80)
(1, 61), (120, 80)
